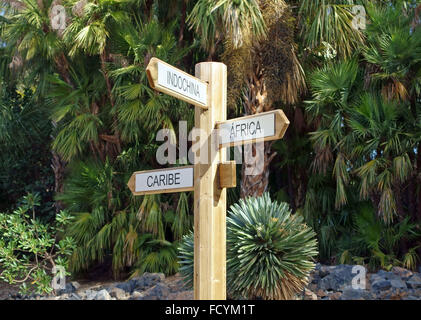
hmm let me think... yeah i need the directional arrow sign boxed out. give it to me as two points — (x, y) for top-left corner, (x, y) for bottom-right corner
(146, 57), (208, 109)
(127, 166), (194, 196)
(216, 109), (290, 148)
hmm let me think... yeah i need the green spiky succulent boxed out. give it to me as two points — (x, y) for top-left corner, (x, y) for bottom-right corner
(177, 193), (318, 299)
(227, 193), (318, 299)
(177, 231), (194, 290)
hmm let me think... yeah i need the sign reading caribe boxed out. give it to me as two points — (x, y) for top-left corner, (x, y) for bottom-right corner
(128, 166), (194, 195)
(128, 57), (289, 300)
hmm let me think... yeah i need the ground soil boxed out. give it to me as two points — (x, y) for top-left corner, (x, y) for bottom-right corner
(0, 281), (20, 300)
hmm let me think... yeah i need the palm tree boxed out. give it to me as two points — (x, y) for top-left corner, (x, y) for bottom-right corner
(49, 62), (110, 162)
(297, 0), (365, 58)
(307, 57), (417, 222)
(188, 0), (306, 198)
(110, 19), (194, 143)
(358, 1), (421, 223)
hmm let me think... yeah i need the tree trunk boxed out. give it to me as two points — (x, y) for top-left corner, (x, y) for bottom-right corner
(240, 141), (276, 198)
(394, 183), (408, 256)
(51, 149), (67, 212)
(99, 51), (122, 158)
(178, 0), (187, 45)
(417, 144), (421, 222)
(145, 0), (154, 21)
(240, 62), (275, 198)
(287, 164), (296, 212)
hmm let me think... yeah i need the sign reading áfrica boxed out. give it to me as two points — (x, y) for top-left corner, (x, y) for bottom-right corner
(216, 110), (290, 147)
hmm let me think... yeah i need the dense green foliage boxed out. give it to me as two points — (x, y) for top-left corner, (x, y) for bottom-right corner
(0, 0), (420, 293)
(0, 87), (54, 215)
(301, 2), (421, 265)
(56, 159), (186, 277)
(0, 193), (75, 295)
(178, 194), (318, 299)
(337, 203), (420, 271)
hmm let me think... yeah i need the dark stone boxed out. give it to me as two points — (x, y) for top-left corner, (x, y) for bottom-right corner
(137, 283), (170, 300)
(96, 289), (111, 300)
(57, 283), (76, 295)
(372, 280), (391, 291)
(370, 274), (385, 284)
(319, 265), (335, 278)
(318, 265), (357, 291)
(84, 289), (98, 300)
(132, 272), (165, 291)
(309, 273), (320, 284)
(137, 295), (159, 300)
(67, 293), (82, 300)
(109, 287), (127, 299)
(390, 279), (407, 289)
(341, 287), (371, 300)
(391, 267), (413, 279)
(376, 270), (401, 281)
(406, 274), (421, 289)
(115, 281), (136, 294)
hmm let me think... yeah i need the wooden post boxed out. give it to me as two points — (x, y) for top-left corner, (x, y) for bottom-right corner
(193, 62), (227, 300)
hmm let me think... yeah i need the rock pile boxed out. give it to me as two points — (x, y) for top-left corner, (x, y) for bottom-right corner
(6, 265), (421, 300)
(8, 272), (193, 300)
(302, 264), (421, 300)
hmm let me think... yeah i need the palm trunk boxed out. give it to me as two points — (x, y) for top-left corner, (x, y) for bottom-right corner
(100, 50), (122, 159)
(51, 137), (67, 212)
(240, 62), (276, 198)
(240, 141), (277, 198)
(232, 1), (304, 199)
(416, 147), (421, 221)
(178, 0), (187, 45)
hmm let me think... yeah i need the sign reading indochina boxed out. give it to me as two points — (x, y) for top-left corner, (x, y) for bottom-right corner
(146, 57), (208, 108)
(127, 166), (194, 195)
(216, 110), (290, 147)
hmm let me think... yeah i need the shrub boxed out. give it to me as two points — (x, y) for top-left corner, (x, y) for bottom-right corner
(177, 193), (318, 299)
(0, 193), (75, 295)
(131, 238), (179, 278)
(0, 87), (54, 215)
(338, 203), (421, 271)
(59, 159), (188, 277)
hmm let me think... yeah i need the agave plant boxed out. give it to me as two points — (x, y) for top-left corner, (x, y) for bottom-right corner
(177, 193), (318, 299)
(227, 193), (318, 300)
(177, 231), (194, 290)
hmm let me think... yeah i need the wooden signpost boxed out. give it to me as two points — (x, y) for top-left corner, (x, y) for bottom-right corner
(128, 57), (290, 300)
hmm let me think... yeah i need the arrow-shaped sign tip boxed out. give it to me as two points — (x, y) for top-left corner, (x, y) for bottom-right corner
(146, 57), (158, 90)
